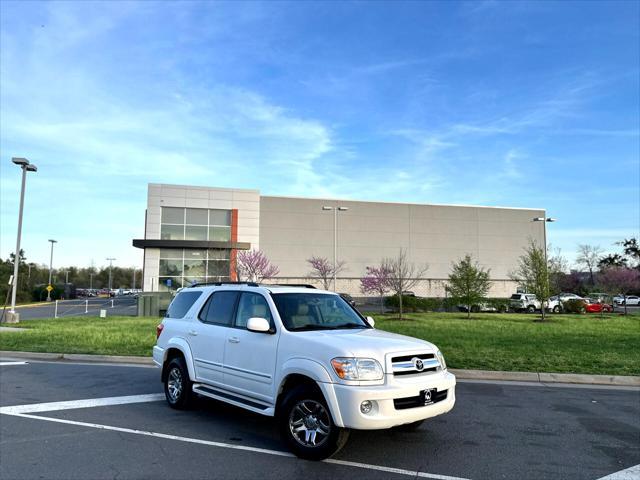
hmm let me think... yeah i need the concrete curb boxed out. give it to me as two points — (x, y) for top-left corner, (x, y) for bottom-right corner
(1, 351), (638, 386)
(0, 350), (153, 365)
(450, 368), (640, 387)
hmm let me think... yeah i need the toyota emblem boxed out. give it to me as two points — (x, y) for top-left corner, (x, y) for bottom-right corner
(413, 357), (424, 371)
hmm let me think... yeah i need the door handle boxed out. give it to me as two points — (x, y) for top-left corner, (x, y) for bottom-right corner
(188, 330), (198, 336)
(228, 337), (240, 343)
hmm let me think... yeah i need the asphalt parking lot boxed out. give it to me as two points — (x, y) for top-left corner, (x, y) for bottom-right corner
(1, 359), (638, 480)
(2, 297), (138, 321)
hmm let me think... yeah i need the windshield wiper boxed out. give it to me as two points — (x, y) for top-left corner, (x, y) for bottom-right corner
(334, 324), (367, 329)
(289, 324), (335, 331)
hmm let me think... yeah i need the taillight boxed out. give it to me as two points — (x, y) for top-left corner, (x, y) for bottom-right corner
(156, 323), (164, 339)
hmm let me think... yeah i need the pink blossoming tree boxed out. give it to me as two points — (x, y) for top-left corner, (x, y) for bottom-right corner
(237, 250), (279, 283)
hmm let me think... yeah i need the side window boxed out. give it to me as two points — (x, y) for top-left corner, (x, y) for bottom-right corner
(166, 291), (202, 318)
(234, 293), (273, 329)
(199, 291), (239, 326)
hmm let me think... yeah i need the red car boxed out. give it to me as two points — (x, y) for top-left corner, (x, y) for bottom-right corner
(584, 298), (613, 313)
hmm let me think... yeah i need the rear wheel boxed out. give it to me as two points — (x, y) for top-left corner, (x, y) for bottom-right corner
(164, 357), (193, 409)
(278, 384), (349, 460)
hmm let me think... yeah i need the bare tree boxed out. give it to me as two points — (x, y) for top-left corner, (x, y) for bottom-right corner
(597, 267), (640, 316)
(382, 249), (429, 320)
(236, 250), (279, 282)
(576, 244), (603, 285)
(307, 256), (346, 290)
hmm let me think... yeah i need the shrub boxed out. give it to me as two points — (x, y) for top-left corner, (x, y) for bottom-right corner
(563, 298), (586, 314)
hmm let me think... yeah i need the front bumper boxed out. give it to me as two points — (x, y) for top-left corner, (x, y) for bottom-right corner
(326, 370), (456, 430)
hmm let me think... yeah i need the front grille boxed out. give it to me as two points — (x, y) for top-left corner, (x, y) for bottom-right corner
(394, 390), (448, 410)
(391, 353), (440, 376)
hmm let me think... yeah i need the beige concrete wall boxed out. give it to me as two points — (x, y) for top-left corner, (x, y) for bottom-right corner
(259, 196), (544, 296)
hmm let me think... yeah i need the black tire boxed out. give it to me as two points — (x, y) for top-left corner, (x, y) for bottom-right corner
(526, 305), (535, 314)
(277, 384), (349, 460)
(164, 357), (193, 409)
(552, 305), (561, 313)
(394, 419), (425, 432)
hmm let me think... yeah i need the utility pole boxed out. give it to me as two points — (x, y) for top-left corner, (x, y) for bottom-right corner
(47, 239), (57, 302)
(106, 258), (116, 292)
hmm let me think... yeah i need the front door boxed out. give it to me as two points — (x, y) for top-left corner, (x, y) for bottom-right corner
(223, 292), (280, 404)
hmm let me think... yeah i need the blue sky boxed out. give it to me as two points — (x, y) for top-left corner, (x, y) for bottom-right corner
(1, 0), (638, 270)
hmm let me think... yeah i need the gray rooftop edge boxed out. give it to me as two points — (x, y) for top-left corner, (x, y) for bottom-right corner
(148, 183), (545, 212)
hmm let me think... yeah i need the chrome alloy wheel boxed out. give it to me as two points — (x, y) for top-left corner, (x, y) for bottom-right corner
(288, 400), (331, 447)
(167, 367), (183, 402)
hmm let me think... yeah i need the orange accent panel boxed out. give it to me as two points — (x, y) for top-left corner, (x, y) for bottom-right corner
(230, 209), (239, 281)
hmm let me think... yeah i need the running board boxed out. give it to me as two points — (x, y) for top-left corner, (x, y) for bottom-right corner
(192, 384), (271, 411)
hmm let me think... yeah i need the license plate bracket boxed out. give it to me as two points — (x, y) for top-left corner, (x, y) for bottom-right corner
(420, 388), (437, 406)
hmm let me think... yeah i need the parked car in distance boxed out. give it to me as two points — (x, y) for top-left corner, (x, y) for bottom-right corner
(339, 293), (356, 307)
(584, 298), (613, 313)
(402, 291), (416, 297)
(456, 303), (499, 313)
(616, 295), (640, 306)
(509, 293), (540, 313)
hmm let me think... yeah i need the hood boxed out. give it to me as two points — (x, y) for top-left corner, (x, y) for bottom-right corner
(283, 327), (436, 367)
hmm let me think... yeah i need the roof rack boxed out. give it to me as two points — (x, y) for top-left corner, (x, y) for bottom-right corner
(264, 284), (317, 289)
(189, 281), (260, 288)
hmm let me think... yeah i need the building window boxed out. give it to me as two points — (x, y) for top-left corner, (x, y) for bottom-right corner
(160, 207), (232, 242)
(158, 248), (231, 291)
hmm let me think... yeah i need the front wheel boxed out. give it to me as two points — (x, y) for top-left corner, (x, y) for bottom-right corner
(552, 305), (561, 313)
(278, 384), (349, 460)
(164, 357), (193, 409)
(526, 305), (535, 313)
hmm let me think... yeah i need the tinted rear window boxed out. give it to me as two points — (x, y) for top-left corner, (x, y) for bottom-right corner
(166, 291), (203, 318)
(510, 294), (522, 300)
(199, 291), (239, 326)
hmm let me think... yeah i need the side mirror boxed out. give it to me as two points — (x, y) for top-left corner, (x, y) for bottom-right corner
(247, 317), (271, 333)
(366, 316), (375, 328)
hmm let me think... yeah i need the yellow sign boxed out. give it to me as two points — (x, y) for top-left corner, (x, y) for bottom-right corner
(46, 285), (53, 292)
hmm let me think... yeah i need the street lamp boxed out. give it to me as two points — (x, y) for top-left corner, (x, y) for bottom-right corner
(47, 239), (57, 302)
(532, 217), (556, 263)
(106, 258), (116, 292)
(8, 158), (37, 321)
(322, 205), (349, 291)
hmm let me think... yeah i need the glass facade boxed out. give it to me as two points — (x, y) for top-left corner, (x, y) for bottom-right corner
(161, 207), (231, 241)
(158, 248), (231, 291)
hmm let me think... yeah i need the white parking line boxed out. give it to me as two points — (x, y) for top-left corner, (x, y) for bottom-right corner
(0, 393), (164, 415)
(596, 464), (640, 479)
(0, 361), (28, 366)
(0, 394), (471, 480)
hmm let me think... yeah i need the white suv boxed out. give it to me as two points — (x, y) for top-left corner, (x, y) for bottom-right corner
(153, 283), (456, 460)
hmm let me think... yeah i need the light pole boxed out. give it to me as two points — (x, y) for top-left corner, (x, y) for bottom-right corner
(106, 258), (116, 292)
(322, 205), (349, 291)
(47, 239), (57, 302)
(533, 216), (557, 312)
(8, 158), (37, 321)
(532, 217), (556, 264)
(89, 273), (94, 290)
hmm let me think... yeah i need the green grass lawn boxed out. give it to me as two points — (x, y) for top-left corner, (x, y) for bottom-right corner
(1, 312), (638, 375)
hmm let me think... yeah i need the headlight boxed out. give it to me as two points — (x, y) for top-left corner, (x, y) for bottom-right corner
(436, 350), (447, 370)
(331, 358), (383, 381)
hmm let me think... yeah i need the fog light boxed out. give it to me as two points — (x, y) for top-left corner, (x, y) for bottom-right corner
(360, 400), (373, 414)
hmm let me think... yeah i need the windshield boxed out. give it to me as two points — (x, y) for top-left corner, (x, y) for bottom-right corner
(271, 293), (370, 332)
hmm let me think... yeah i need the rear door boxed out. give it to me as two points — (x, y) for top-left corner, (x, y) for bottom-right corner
(188, 290), (239, 387)
(222, 292), (280, 403)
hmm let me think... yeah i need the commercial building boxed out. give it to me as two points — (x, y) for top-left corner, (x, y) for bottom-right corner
(133, 183), (545, 297)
